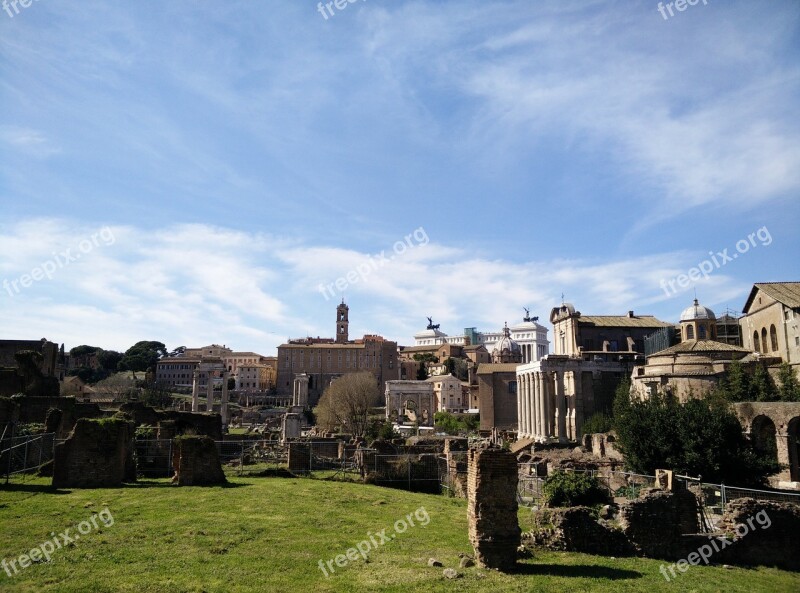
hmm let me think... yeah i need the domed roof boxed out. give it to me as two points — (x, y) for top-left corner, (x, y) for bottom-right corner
(493, 322), (521, 355)
(680, 299), (716, 322)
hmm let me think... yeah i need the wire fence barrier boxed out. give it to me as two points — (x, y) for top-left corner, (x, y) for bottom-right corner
(1, 433), (55, 482)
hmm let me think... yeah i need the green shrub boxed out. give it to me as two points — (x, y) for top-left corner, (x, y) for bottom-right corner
(580, 412), (613, 436)
(542, 471), (611, 508)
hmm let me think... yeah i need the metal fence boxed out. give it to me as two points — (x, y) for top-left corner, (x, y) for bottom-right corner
(1, 433), (55, 481)
(514, 466), (800, 511)
(6, 432), (800, 508)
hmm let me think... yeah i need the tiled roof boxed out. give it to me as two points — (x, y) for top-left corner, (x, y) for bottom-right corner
(578, 315), (672, 328)
(650, 340), (750, 356)
(743, 282), (800, 312)
(476, 363), (520, 374)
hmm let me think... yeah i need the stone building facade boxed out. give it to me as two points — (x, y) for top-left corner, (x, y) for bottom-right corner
(550, 303), (671, 360)
(276, 303), (398, 405)
(516, 356), (627, 443)
(385, 380), (435, 426)
(740, 282), (800, 372)
(631, 299), (772, 402)
(412, 313), (549, 364)
(476, 363), (519, 432)
(425, 374), (468, 413)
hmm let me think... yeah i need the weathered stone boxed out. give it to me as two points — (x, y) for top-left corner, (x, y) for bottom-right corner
(427, 558), (443, 567)
(52, 417), (136, 488)
(526, 507), (633, 556)
(443, 568), (460, 579)
(467, 447), (520, 571)
(618, 488), (700, 559)
(459, 556), (475, 568)
(714, 498), (800, 571)
(171, 435), (226, 486)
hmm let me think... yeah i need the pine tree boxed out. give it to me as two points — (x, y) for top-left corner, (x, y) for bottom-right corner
(776, 362), (800, 402)
(752, 364), (777, 402)
(722, 359), (751, 402)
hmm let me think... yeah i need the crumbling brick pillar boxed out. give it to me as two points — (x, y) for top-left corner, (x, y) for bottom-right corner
(468, 447), (520, 571)
(171, 435), (226, 486)
(52, 417), (136, 488)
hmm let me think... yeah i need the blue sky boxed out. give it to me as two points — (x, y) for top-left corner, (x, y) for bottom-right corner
(1, 0), (798, 355)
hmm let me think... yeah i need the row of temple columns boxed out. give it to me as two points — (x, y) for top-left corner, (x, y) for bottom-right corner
(191, 368), (230, 426)
(517, 370), (580, 443)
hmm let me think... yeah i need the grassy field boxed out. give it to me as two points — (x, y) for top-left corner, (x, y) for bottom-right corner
(0, 476), (798, 593)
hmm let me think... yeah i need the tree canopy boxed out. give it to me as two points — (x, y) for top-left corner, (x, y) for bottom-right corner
(119, 341), (167, 373)
(714, 360), (799, 403)
(314, 372), (380, 437)
(613, 385), (781, 487)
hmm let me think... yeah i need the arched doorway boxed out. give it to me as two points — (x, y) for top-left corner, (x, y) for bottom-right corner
(750, 415), (778, 464)
(788, 416), (800, 482)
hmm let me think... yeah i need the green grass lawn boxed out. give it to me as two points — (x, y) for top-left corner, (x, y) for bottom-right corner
(0, 476), (798, 593)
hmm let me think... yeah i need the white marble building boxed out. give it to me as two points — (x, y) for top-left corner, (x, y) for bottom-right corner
(412, 314), (549, 364)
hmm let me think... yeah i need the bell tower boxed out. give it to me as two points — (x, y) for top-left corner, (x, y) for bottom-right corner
(336, 300), (349, 343)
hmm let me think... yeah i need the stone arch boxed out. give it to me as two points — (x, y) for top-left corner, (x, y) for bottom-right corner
(788, 416), (800, 482)
(750, 414), (778, 464)
(761, 327), (769, 352)
(770, 325), (779, 353)
(753, 331), (760, 352)
(686, 325), (695, 340)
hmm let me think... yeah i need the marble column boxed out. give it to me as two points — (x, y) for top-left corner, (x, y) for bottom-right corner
(206, 371), (214, 413)
(529, 373), (536, 438)
(191, 368), (199, 412)
(572, 370), (583, 440)
(535, 372), (543, 441)
(542, 371), (552, 439)
(555, 371), (567, 443)
(520, 373), (529, 438)
(221, 371), (230, 427)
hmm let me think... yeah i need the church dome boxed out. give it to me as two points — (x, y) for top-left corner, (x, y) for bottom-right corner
(492, 322), (522, 363)
(680, 299), (716, 322)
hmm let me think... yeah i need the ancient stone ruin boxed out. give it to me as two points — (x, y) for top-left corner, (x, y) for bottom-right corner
(171, 435), (227, 486)
(52, 417), (136, 488)
(467, 447), (520, 571)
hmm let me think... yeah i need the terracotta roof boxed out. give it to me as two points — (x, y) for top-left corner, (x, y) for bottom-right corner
(649, 340), (750, 357)
(743, 282), (800, 312)
(476, 363), (520, 374)
(400, 345), (446, 352)
(578, 315), (672, 328)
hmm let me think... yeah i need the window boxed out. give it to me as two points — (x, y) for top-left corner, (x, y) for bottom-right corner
(508, 381), (517, 395)
(686, 325), (694, 340)
(753, 331), (760, 352)
(762, 328), (769, 352)
(698, 324), (707, 339)
(770, 325), (779, 352)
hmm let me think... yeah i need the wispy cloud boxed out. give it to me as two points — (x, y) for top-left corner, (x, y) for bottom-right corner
(0, 218), (759, 352)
